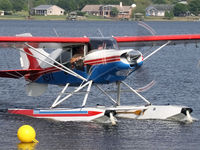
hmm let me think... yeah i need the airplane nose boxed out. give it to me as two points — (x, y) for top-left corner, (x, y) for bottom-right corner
(125, 50), (142, 66)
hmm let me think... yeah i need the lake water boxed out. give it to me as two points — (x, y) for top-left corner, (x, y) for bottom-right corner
(0, 20), (200, 150)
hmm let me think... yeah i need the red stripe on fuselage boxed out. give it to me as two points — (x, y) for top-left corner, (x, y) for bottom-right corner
(84, 56), (120, 65)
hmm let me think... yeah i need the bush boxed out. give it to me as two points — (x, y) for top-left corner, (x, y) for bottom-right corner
(165, 11), (174, 19)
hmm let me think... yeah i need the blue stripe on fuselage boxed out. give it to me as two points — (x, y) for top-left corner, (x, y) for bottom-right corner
(34, 110), (88, 114)
(35, 61), (143, 85)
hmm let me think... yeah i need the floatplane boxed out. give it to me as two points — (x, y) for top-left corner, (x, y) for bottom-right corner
(0, 31), (199, 124)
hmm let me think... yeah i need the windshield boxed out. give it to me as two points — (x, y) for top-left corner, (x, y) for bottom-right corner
(89, 37), (118, 51)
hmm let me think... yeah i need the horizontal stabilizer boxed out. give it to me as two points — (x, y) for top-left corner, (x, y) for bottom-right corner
(26, 82), (48, 97)
(0, 69), (42, 78)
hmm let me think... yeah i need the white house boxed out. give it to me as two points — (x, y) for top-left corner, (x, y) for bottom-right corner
(32, 5), (65, 16)
(0, 10), (4, 16)
(146, 4), (173, 17)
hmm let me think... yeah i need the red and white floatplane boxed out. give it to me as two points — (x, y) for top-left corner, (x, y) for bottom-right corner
(0, 32), (198, 124)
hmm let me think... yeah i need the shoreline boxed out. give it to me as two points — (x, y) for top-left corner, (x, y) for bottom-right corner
(0, 15), (199, 22)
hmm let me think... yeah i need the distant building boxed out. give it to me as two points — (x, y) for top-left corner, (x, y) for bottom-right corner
(81, 2), (133, 19)
(0, 10), (4, 16)
(146, 4), (173, 17)
(68, 11), (77, 20)
(178, 1), (188, 5)
(31, 5), (65, 16)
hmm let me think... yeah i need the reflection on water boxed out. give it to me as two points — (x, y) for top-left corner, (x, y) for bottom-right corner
(17, 142), (37, 150)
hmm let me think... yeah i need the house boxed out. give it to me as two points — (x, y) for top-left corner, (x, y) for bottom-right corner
(146, 4), (173, 17)
(0, 10), (4, 16)
(81, 2), (133, 19)
(31, 5), (65, 16)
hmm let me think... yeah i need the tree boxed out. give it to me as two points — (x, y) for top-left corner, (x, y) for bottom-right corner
(188, 0), (200, 16)
(33, 0), (46, 7)
(110, 7), (119, 17)
(0, 0), (12, 11)
(165, 10), (174, 19)
(152, 0), (177, 4)
(56, 0), (77, 12)
(173, 3), (188, 16)
(152, 0), (167, 4)
(11, 0), (27, 11)
(132, 0), (151, 14)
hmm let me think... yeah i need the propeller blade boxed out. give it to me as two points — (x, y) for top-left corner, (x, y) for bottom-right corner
(136, 80), (156, 93)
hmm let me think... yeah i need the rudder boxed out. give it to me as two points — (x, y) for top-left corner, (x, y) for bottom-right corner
(16, 33), (49, 69)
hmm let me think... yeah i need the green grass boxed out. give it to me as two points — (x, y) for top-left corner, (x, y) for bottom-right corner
(0, 15), (25, 20)
(0, 15), (67, 20)
(31, 15), (66, 20)
(85, 15), (111, 21)
(144, 16), (200, 21)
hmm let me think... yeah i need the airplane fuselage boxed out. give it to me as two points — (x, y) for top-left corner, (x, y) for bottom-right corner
(33, 48), (143, 85)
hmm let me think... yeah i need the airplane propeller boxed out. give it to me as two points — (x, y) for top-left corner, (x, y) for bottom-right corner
(127, 21), (158, 93)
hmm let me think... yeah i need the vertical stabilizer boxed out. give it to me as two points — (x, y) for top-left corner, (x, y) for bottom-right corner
(16, 33), (49, 69)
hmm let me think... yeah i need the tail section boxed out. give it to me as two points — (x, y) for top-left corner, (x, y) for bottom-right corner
(16, 33), (49, 69)
(16, 33), (50, 96)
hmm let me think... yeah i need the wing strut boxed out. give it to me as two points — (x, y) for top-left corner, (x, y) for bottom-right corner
(121, 81), (151, 105)
(53, 83), (70, 106)
(51, 80), (93, 108)
(81, 80), (93, 107)
(96, 81), (151, 106)
(144, 41), (171, 61)
(116, 81), (121, 105)
(95, 85), (117, 104)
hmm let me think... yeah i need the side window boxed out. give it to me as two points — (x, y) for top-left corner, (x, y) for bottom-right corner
(88, 38), (119, 52)
(55, 48), (72, 68)
(70, 45), (85, 71)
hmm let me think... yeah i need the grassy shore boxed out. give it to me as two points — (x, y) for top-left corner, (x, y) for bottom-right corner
(0, 15), (67, 20)
(0, 14), (199, 22)
(144, 16), (200, 21)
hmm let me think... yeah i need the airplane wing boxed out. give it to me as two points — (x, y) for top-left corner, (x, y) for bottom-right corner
(0, 36), (90, 43)
(114, 34), (200, 48)
(0, 34), (200, 48)
(0, 36), (90, 49)
(0, 69), (42, 78)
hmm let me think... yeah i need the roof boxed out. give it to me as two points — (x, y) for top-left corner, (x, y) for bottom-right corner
(33, 5), (53, 10)
(33, 5), (64, 11)
(115, 5), (131, 12)
(81, 5), (101, 12)
(147, 4), (173, 11)
(81, 4), (131, 12)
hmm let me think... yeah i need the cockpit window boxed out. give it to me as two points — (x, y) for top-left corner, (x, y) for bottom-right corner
(89, 38), (118, 51)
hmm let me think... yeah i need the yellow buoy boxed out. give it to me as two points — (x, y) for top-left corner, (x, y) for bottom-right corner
(17, 125), (39, 143)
